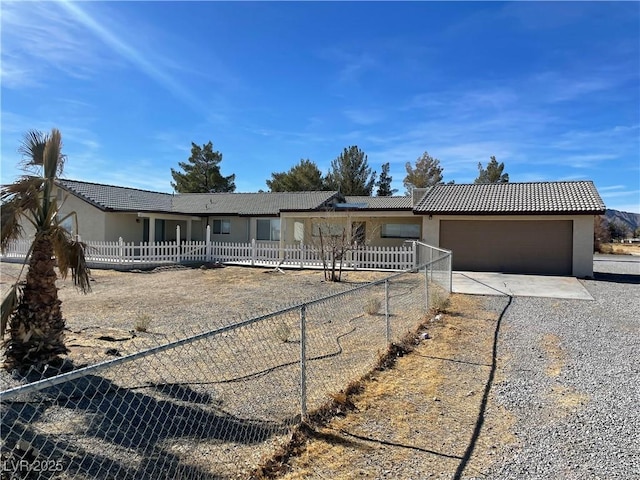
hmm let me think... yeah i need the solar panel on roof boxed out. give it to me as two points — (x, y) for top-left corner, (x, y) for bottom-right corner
(335, 202), (368, 209)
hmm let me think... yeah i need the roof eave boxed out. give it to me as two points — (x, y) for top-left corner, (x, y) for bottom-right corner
(56, 183), (109, 212)
(413, 209), (606, 216)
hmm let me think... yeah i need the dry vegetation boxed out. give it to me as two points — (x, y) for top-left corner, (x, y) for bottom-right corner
(597, 242), (640, 255)
(255, 294), (516, 480)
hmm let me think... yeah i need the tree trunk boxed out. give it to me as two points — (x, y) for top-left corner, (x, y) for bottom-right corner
(4, 234), (67, 372)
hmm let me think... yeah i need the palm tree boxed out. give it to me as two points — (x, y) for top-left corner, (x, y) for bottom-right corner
(1, 128), (91, 373)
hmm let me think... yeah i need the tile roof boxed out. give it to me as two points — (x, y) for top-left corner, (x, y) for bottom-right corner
(57, 179), (339, 216)
(58, 179), (606, 217)
(173, 191), (339, 216)
(413, 181), (606, 214)
(57, 179), (173, 212)
(343, 196), (412, 210)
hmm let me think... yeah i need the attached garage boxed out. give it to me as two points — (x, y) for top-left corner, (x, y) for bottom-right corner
(440, 219), (573, 275)
(414, 181), (606, 277)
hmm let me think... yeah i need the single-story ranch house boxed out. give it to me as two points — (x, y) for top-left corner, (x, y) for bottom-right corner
(52, 179), (605, 277)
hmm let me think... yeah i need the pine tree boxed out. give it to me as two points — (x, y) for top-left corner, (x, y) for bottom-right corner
(266, 159), (326, 191)
(325, 146), (376, 195)
(474, 156), (509, 184)
(376, 162), (397, 196)
(171, 141), (236, 193)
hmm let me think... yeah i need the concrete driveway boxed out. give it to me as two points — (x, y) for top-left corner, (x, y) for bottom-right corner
(452, 271), (594, 300)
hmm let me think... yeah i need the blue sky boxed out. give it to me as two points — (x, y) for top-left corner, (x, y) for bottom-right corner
(1, 1), (639, 213)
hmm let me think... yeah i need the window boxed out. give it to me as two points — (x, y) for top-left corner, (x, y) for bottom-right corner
(381, 223), (420, 239)
(212, 219), (230, 235)
(257, 219), (280, 241)
(59, 216), (74, 234)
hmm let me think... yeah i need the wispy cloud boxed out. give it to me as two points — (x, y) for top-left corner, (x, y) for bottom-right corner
(532, 71), (625, 104)
(1, 1), (218, 117)
(343, 108), (385, 126)
(600, 188), (640, 199)
(1, 1), (103, 87)
(55, 1), (207, 116)
(318, 47), (379, 88)
(599, 185), (628, 192)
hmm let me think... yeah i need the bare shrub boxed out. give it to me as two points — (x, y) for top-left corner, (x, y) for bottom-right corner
(364, 297), (382, 315)
(274, 322), (292, 343)
(134, 313), (152, 332)
(429, 286), (450, 314)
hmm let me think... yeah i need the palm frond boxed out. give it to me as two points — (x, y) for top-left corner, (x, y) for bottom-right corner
(1, 283), (23, 337)
(42, 129), (65, 179)
(1, 177), (46, 250)
(17, 129), (66, 177)
(1, 176), (44, 204)
(18, 130), (48, 172)
(51, 227), (92, 293)
(1, 201), (25, 252)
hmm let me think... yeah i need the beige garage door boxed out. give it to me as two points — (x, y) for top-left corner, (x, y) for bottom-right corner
(440, 220), (573, 275)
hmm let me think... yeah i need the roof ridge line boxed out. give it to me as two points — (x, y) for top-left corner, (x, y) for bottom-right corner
(58, 178), (172, 196)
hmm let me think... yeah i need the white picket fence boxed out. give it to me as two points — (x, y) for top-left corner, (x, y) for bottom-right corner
(2, 238), (416, 271)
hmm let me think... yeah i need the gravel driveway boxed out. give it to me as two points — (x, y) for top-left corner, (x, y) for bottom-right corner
(486, 256), (640, 479)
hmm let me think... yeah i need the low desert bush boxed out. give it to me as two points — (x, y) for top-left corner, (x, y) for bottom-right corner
(274, 322), (292, 343)
(429, 287), (450, 314)
(364, 296), (382, 315)
(134, 313), (152, 332)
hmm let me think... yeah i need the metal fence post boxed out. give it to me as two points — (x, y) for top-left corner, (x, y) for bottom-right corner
(385, 279), (390, 344)
(425, 265), (430, 311)
(429, 246), (433, 282)
(448, 252), (453, 293)
(300, 304), (307, 421)
(412, 240), (417, 270)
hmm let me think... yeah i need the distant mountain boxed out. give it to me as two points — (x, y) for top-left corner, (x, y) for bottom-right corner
(605, 209), (640, 235)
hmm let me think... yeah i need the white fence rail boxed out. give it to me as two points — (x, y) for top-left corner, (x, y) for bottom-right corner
(2, 238), (417, 271)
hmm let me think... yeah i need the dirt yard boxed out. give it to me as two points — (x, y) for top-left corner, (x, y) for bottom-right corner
(1, 261), (506, 479)
(0, 261), (390, 368)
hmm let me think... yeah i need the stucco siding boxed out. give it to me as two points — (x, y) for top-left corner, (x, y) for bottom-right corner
(280, 213), (420, 248)
(57, 189), (107, 241)
(572, 216), (596, 277)
(205, 216), (250, 243)
(104, 213), (143, 242)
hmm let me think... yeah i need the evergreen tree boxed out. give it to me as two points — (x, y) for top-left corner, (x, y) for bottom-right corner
(171, 141), (236, 193)
(474, 156), (509, 184)
(266, 159), (326, 191)
(376, 162), (397, 196)
(325, 146), (376, 195)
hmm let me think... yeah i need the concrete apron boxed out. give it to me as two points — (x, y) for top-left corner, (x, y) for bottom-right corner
(452, 271), (594, 300)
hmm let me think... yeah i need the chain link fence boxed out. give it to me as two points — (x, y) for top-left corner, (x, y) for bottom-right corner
(1, 248), (451, 480)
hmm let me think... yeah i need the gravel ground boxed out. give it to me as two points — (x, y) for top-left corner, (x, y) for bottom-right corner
(486, 256), (640, 479)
